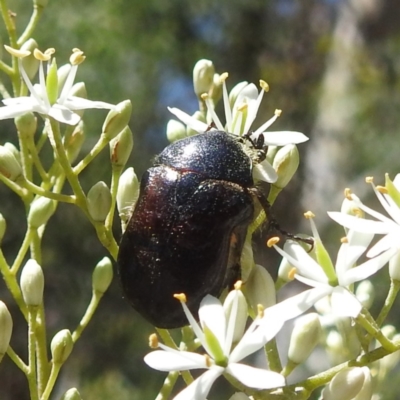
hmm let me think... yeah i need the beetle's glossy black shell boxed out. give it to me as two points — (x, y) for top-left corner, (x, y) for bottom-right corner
(118, 130), (256, 328)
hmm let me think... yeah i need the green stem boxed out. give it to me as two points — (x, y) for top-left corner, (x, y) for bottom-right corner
(376, 279), (400, 327)
(47, 119), (86, 204)
(27, 307), (39, 400)
(0, 249), (28, 319)
(72, 291), (102, 343)
(17, 5), (44, 46)
(6, 346), (29, 373)
(0, 0), (18, 49)
(155, 371), (180, 400)
(73, 133), (110, 175)
(20, 178), (76, 204)
(105, 166), (122, 232)
(0, 77), (11, 99)
(0, 59), (14, 76)
(11, 227), (34, 274)
(35, 306), (50, 397)
(264, 338), (282, 373)
(30, 229), (42, 265)
(356, 311), (397, 352)
(0, 174), (30, 201)
(18, 128), (34, 184)
(39, 362), (61, 400)
(26, 136), (49, 183)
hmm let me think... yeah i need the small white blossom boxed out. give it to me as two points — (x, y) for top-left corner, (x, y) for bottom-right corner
(0, 46), (115, 125)
(270, 215), (396, 319)
(144, 290), (285, 400)
(329, 181), (400, 258)
(168, 75), (308, 183)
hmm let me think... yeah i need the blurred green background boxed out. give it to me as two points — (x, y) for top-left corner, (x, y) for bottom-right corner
(1, 0), (400, 399)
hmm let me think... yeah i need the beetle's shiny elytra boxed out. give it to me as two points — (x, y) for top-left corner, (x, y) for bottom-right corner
(117, 130), (267, 328)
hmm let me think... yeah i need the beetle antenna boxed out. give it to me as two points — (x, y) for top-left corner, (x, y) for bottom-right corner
(251, 187), (314, 249)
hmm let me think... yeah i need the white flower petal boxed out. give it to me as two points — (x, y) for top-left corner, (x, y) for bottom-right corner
(262, 131), (308, 146)
(64, 96), (115, 110)
(328, 212), (393, 234)
(335, 230), (374, 278)
(262, 287), (333, 322)
(199, 295), (226, 349)
(282, 241), (329, 283)
(342, 247), (397, 286)
(230, 317), (284, 364)
(168, 107), (209, 133)
(0, 102), (37, 119)
(252, 160), (278, 183)
(367, 233), (398, 257)
(330, 287), (362, 318)
(49, 106), (81, 125)
(375, 188), (400, 226)
(174, 367), (223, 400)
(144, 349), (207, 371)
(227, 363), (285, 389)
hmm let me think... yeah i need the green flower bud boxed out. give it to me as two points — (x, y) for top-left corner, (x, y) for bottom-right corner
(193, 59), (215, 98)
(28, 197), (55, 228)
(117, 167), (139, 225)
(223, 287), (248, 343)
(353, 367), (372, 400)
(245, 264), (276, 315)
(186, 111), (206, 137)
(87, 181), (112, 222)
(57, 64), (72, 95)
(228, 81), (248, 109)
(3, 142), (20, 164)
(64, 121), (85, 164)
(0, 145), (23, 181)
(321, 367), (365, 400)
(266, 145), (278, 164)
(51, 329), (73, 364)
(20, 259), (44, 306)
(102, 100), (132, 140)
(166, 119), (186, 143)
(389, 251), (400, 281)
(109, 126), (133, 168)
(355, 280), (374, 309)
(0, 301), (12, 362)
(0, 213), (6, 244)
(14, 112), (37, 139)
(20, 39), (39, 80)
(288, 313), (321, 364)
(60, 388), (83, 400)
(272, 144), (299, 189)
(92, 257), (113, 294)
(269, 145), (299, 203)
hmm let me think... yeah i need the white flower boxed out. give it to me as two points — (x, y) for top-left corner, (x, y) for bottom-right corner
(329, 180), (400, 258)
(270, 215), (396, 319)
(168, 75), (308, 183)
(0, 46), (115, 126)
(144, 290), (285, 400)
